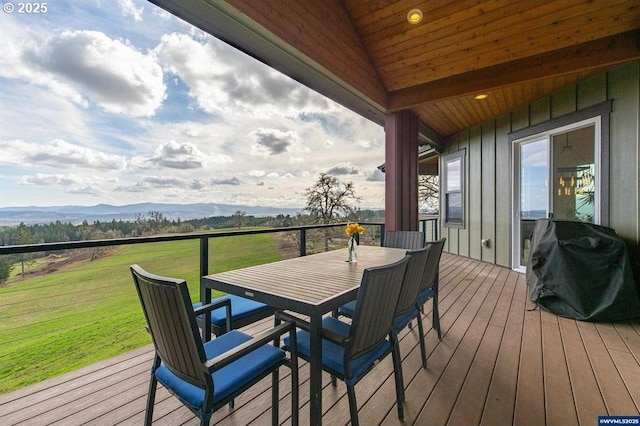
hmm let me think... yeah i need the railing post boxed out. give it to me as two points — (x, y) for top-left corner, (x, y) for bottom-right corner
(200, 236), (208, 276)
(433, 218), (438, 241)
(199, 236), (211, 342)
(299, 228), (307, 257)
(380, 224), (385, 246)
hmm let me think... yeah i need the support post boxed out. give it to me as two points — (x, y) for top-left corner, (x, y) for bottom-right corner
(384, 110), (419, 231)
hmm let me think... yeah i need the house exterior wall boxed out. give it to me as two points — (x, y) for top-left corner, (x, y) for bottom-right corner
(439, 61), (640, 277)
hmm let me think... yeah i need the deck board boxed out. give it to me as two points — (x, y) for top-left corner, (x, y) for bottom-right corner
(1, 253), (639, 425)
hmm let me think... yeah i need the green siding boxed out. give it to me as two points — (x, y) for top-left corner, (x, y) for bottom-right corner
(469, 126), (482, 259)
(481, 121), (496, 264)
(577, 73), (607, 108)
(441, 61), (639, 276)
(495, 115), (512, 267)
(459, 131), (470, 257)
(551, 86), (577, 118)
(530, 97), (551, 125)
(608, 62), (640, 267)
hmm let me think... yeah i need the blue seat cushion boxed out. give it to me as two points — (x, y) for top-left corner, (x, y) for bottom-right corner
(155, 330), (285, 411)
(416, 288), (435, 307)
(193, 294), (271, 326)
(394, 307), (420, 332)
(284, 316), (391, 386)
(336, 300), (356, 318)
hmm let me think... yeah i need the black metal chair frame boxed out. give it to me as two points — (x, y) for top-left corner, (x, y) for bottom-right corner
(393, 245), (431, 369)
(278, 255), (410, 426)
(130, 264), (299, 426)
(417, 239), (446, 340)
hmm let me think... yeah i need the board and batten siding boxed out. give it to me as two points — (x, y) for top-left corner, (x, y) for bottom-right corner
(439, 61), (639, 275)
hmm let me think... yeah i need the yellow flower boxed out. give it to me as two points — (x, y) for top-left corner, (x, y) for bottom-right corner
(345, 223), (365, 236)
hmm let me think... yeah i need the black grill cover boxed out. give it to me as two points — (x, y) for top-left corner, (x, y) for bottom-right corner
(526, 219), (640, 321)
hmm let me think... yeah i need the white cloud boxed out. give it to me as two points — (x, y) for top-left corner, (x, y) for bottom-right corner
(0, 2), (386, 209)
(154, 32), (332, 117)
(42, 30), (166, 116)
(20, 173), (80, 186)
(326, 163), (360, 176)
(116, 0), (144, 21)
(116, 175), (207, 192)
(249, 128), (308, 157)
(67, 185), (103, 196)
(131, 141), (231, 170)
(210, 177), (240, 185)
(0, 139), (127, 171)
(2, 27), (166, 117)
(367, 168), (386, 182)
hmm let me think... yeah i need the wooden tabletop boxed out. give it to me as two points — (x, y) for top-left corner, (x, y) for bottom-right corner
(201, 245), (407, 314)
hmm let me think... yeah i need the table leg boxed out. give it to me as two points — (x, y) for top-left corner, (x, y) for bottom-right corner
(199, 279), (211, 343)
(309, 312), (323, 426)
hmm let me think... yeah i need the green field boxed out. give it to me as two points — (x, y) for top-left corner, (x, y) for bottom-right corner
(0, 232), (283, 394)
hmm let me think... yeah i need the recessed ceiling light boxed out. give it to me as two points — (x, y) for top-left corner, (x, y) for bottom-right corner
(407, 9), (423, 25)
(474, 94), (488, 100)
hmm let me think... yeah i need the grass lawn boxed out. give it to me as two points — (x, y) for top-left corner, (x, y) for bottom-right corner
(0, 231), (283, 394)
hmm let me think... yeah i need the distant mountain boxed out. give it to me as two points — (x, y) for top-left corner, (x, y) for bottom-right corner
(0, 203), (304, 225)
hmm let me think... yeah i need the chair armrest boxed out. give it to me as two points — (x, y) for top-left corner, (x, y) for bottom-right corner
(194, 297), (232, 334)
(319, 327), (349, 346)
(204, 320), (297, 372)
(275, 311), (310, 331)
(275, 311), (348, 346)
(193, 297), (231, 316)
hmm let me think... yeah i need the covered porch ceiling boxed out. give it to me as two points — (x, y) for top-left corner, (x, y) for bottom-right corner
(149, 0), (640, 150)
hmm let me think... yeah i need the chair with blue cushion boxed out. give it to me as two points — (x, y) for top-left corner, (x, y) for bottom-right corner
(130, 264), (298, 426)
(383, 230), (425, 250)
(278, 255), (410, 426)
(193, 294), (277, 337)
(417, 239), (446, 340)
(331, 229), (424, 319)
(337, 245), (432, 370)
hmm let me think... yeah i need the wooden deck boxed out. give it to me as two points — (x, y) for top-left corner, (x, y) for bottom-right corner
(2, 253), (639, 425)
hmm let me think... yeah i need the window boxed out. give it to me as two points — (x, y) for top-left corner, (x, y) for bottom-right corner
(442, 149), (465, 227)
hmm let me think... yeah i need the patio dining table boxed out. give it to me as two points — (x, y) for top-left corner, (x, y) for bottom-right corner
(200, 245), (407, 425)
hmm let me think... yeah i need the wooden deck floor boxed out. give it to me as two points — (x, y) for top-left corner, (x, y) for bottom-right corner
(2, 254), (639, 425)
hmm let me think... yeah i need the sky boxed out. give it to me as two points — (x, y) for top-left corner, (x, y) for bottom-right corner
(0, 0), (386, 210)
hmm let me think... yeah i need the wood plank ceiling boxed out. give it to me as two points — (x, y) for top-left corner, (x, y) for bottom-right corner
(150, 0), (640, 141)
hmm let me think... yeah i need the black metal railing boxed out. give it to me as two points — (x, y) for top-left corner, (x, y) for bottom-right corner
(0, 218), (438, 273)
(0, 218), (438, 394)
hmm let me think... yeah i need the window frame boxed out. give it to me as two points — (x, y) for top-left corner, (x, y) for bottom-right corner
(442, 149), (466, 228)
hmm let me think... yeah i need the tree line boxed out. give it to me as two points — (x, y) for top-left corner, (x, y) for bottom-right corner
(0, 172), (434, 283)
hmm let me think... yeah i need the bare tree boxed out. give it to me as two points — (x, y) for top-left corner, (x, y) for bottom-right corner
(305, 173), (361, 223)
(233, 210), (246, 228)
(418, 175), (439, 213)
(13, 222), (36, 277)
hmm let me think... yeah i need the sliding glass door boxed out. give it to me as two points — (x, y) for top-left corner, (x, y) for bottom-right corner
(513, 119), (599, 271)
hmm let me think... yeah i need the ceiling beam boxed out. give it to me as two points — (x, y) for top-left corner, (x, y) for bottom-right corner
(388, 30), (640, 111)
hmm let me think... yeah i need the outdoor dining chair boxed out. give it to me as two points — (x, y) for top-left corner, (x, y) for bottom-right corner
(417, 239), (446, 340)
(382, 230), (425, 249)
(278, 255), (410, 426)
(337, 245), (432, 370)
(130, 264), (299, 426)
(330, 229), (424, 319)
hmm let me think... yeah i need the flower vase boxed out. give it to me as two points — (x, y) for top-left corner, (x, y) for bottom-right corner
(348, 236), (358, 263)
